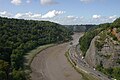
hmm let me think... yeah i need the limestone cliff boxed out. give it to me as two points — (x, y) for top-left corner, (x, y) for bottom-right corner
(85, 28), (120, 68)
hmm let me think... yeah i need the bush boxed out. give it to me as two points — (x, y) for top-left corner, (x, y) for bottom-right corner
(12, 69), (26, 80)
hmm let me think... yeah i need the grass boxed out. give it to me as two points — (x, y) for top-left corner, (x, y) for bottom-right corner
(65, 50), (100, 80)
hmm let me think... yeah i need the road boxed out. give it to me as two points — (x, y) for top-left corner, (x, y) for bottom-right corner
(69, 44), (111, 80)
(30, 33), (84, 80)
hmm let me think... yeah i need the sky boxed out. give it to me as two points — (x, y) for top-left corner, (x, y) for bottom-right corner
(0, 0), (120, 25)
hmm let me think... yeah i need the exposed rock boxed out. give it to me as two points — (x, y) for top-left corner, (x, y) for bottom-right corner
(85, 36), (98, 67)
(85, 30), (120, 69)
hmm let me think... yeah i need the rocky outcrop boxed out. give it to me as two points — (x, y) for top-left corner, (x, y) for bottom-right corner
(85, 36), (98, 67)
(85, 32), (120, 68)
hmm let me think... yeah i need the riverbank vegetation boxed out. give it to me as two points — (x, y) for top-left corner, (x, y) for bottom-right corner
(0, 17), (73, 80)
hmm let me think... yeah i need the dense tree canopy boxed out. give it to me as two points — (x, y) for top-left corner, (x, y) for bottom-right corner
(0, 17), (72, 80)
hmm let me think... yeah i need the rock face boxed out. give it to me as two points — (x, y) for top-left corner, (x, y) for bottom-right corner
(85, 36), (97, 67)
(85, 30), (120, 68)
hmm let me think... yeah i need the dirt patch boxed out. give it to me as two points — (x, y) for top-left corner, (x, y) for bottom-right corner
(30, 33), (83, 80)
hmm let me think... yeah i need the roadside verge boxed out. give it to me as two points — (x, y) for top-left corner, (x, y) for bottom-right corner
(65, 49), (100, 80)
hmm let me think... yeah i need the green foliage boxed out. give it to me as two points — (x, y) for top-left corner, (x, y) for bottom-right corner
(117, 28), (120, 32)
(95, 41), (104, 51)
(96, 65), (103, 71)
(95, 31), (107, 50)
(112, 17), (120, 28)
(79, 26), (102, 56)
(116, 59), (120, 64)
(97, 67), (120, 80)
(0, 60), (9, 80)
(0, 71), (6, 80)
(11, 53), (24, 69)
(0, 17), (72, 79)
(12, 69), (26, 80)
(113, 67), (120, 80)
(96, 65), (120, 79)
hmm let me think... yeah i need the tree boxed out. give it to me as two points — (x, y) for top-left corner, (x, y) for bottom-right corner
(0, 60), (9, 80)
(113, 67), (120, 80)
(12, 69), (26, 80)
(0, 17), (73, 79)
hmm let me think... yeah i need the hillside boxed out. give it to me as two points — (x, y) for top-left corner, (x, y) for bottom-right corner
(65, 25), (96, 32)
(0, 17), (72, 80)
(79, 18), (120, 80)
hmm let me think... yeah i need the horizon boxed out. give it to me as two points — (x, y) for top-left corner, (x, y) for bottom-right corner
(0, 16), (100, 25)
(0, 0), (120, 25)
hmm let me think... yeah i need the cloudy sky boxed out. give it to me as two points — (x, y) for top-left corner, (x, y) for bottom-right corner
(0, 0), (120, 25)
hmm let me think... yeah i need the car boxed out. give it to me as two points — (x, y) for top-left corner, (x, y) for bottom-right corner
(93, 68), (96, 70)
(82, 56), (84, 59)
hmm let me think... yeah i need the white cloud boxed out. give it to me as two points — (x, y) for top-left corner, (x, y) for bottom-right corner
(108, 15), (117, 22)
(92, 15), (101, 19)
(26, 0), (31, 3)
(1, 10), (119, 25)
(42, 10), (65, 18)
(55, 16), (86, 25)
(67, 16), (78, 21)
(25, 12), (33, 17)
(14, 13), (23, 18)
(0, 11), (12, 17)
(14, 10), (64, 19)
(11, 0), (22, 5)
(67, 16), (75, 19)
(109, 15), (117, 19)
(40, 0), (58, 5)
(14, 12), (42, 19)
(32, 14), (42, 18)
(90, 15), (119, 24)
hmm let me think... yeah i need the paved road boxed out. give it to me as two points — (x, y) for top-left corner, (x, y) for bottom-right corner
(69, 44), (111, 80)
(30, 33), (84, 80)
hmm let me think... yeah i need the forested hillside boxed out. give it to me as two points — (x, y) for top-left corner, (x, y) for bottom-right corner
(0, 17), (72, 80)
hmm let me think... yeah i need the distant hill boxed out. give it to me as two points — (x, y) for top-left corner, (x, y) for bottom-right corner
(0, 17), (73, 80)
(79, 18), (120, 80)
(64, 25), (96, 32)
